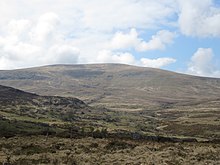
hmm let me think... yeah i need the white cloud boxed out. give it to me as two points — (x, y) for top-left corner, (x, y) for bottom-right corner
(140, 57), (176, 68)
(109, 28), (139, 50)
(178, 0), (220, 37)
(109, 29), (176, 51)
(0, 12), (80, 69)
(0, 14), (177, 69)
(7, 19), (31, 36)
(137, 30), (176, 51)
(47, 45), (80, 64)
(30, 12), (60, 43)
(0, 1), (179, 70)
(80, 0), (176, 31)
(188, 48), (220, 77)
(2, 0), (219, 72)
(96, 50), (176, 68)
(0, 58), (13, 70)
(96, 50), (136, 65)
(3, 42), (41, 61)
(0, 0), (176, 32)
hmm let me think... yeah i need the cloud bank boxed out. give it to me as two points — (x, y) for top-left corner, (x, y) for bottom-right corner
(188, 48), (220, 77)
(0, 0), (219, 77)
(0, 13), (80, 69)
(141, 58), (176, 68)
(178, 0), (220, 37)
(109, 29), (176, 51)
(0, 10), (176, 70)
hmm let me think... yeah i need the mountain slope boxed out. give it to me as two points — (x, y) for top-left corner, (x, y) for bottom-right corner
(0, 84), (87, 123)
(0, 84), (86, 108)
(0, 75), (220, 140)
(0, 84), (88, 137)
(0, 64), (220, 109)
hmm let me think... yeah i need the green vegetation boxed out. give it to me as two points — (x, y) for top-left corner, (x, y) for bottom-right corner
(0, 118), (59, 138)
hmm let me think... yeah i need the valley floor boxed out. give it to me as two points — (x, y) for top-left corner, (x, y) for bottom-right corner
(0, 136), (219, 165)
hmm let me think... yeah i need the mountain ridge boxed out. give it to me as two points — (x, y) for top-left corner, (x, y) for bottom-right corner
(0, 63), (220, 109)
(2, 63), (220, 79)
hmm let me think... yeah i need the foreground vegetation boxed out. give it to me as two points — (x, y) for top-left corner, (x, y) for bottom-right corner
(0, 136), (219, 165)
(0, 84), (220, 164)
(1, 98), (220, 142)
(0, 104), (220, 164)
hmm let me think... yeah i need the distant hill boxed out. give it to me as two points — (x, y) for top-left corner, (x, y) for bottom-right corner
(0, 64), (220, 109)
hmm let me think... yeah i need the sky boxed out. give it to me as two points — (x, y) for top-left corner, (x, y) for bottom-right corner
(0, 0), (220, 78)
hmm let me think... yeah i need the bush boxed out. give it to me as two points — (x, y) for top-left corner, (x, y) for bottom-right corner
(105, 140), (136, 151)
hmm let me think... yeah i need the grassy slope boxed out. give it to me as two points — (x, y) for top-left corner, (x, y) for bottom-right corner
(0, 66), (220, 164)
(0, 84), (220, 140)
(0, 64), (220, 109)
(0, 63), (220, 139)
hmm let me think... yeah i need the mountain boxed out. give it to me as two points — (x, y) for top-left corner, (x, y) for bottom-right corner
(0, 65), (220, 140)
(0, 64), (220, 109)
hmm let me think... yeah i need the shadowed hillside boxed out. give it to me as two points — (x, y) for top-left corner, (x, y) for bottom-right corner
(0, 85), (86, 108)
(0, 85), (88, 137)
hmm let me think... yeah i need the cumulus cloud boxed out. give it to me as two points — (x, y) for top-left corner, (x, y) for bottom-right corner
(0, 12), (80, 69)
(96, 50), (136, 65)
(109, 29), (176, 51)
(30, 12), (60, 43)
(0, 58), (14, 70)
(188, 48), (220, 77)
(2, 0), (219, 71)
(47, 45), (80, 64)
(0, 0), (176, 32)
(0, 13), (176, 70)
(137, 30), (176, 51)
(178, 0), (220, 37)
(0, 0), (179, 70)
(96, 50), (176, 68)
(109, 29), (138, 50)
(140, 57), (176, 68)
(80, 0), (176, 31)
(7, 19), (31, 36)
(2, 0), (217, 38)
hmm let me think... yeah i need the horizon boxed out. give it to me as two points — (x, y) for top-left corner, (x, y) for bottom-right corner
(1, 63), (220, 79)
(0, 0), (220, 78)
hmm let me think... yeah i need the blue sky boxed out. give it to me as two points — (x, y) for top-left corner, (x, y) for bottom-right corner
(0, 0), (219, 77)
